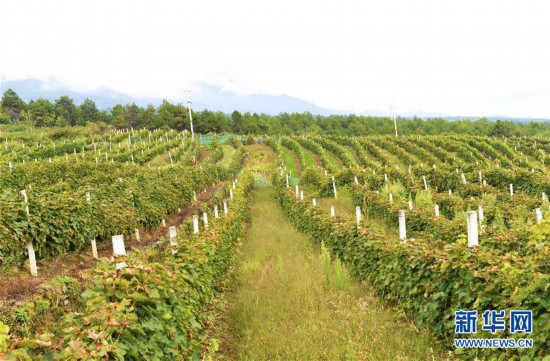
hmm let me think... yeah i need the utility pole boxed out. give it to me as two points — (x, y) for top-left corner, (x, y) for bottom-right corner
(390, 104), (398, 137)
(185, 89), (194, 140)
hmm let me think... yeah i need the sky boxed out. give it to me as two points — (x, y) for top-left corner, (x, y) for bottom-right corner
(1, 0), (550, 118)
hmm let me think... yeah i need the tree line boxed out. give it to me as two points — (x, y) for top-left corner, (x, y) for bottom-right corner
(1, 88), (549, 137)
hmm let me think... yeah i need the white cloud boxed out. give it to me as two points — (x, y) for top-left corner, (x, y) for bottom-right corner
(1, 0), (550, 117)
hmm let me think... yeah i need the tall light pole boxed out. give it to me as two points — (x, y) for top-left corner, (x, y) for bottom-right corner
(390, 103), (398, 137)
(185, 89), (194, 140)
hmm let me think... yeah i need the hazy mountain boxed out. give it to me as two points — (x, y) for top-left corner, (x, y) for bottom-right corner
(0, 79), (343, 116)
(1, 79), (549, 121)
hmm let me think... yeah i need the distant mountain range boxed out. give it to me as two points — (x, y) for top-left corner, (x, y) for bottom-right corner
(1, 79), (549, 122)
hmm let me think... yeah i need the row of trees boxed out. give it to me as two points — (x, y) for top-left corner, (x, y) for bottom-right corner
(1, 88), (549, 136)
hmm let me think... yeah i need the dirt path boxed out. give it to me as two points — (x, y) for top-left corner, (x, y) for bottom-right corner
(0, 184), (224, 304)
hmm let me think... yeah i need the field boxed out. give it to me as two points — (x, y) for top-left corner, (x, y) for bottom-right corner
(0, 127), (548, 360)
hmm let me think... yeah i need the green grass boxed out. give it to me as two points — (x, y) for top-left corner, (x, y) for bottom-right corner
(324, 149), (345, 170)
(281, 146), (300, 184)
(220, 144), (237, 167)
(301, 145), (319, 168)
(219, 186), (441, 360)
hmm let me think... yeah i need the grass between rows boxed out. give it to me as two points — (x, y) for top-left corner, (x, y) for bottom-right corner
(218, 185), (440, 360)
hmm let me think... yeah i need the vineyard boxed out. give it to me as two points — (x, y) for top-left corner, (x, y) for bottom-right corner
(0, 127), (548, 360)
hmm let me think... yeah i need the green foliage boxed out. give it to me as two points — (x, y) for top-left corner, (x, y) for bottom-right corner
(276, 174), (550, 360)
(3, 170), (254, 360)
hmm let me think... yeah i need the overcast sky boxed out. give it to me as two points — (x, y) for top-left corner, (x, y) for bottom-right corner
(1, 0), (550, 117)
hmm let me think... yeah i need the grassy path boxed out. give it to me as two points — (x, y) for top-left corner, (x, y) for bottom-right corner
(217, 184), (440, 360)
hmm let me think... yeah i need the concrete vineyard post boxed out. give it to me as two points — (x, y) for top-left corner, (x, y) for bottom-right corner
(356, 206), (361, 228)
(422, 175), (428, 191)
(203, 212), (209, 229)
(354, 176), (359, 185)
(193, 215), (200, 233)
(285, 174), (289, 188)
(384, 173), (388, 183)
(214, 205), (219, 218)
(408, 200), (413, 210)
(135, 228), (140, 242)
(510, 184), (514, 196)
(169, 226), (178, 254)
(434, 204), (440, 217)
(536, 208), (542, 224)
(300, 191), (304, 201)
(230, 188), (233, 200)
(86, 192), (98, 259)
(398, 210), (406, 242)
(21, 190), (38, 277)
(161, 219), (166, 227)
(312, 198), (317, 207)
(389, 193), (393, 202)
(332, 176), (337, 199)
(330, 205), (335, 217)
(295, 185), (299, 198)
(461, 173), (467, 184)
(449, 189), (452, 196)
(223, 200), (228, 215)
(466, 211), (479, 247)
(112, 235), (127, 270)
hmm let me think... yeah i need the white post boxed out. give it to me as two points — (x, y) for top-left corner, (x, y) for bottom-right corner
(214, 205), (219, 218)
(21, 190), (38, 276)
(536, 208), (543, 224)
(330, 205), (335, 217)
(398, 210), (406, 241)
(203, 212), (209, 229)
(230, 188), (233, 200)
(434, 204), (440, 217)
(389, 193), (393, 202)
(8, 161), (12, 171)
(332, 176), (337, 199)
(135, 228), (140, 242)
(543, 192), (547, 202)
(112, 235), (127, 270)
(312, 198), (317, 207)
(422, 175), (428, 191)
(466, 211), (479, 247)
(355, 206), (361, 227)
(169, 226), (178, 254)
(449, 189), (453, 196)
(193, 191), (197, 202)
(408, 164), (411, 174)
(295, 185), (299, 198)
(161, 219), (166, 227)
(408, 200), (413, 210)
(223, 200), (228, 215)
(461, 173), (467, 184)
(286, 174), (289, 188)
(300, 191), (304, 201)
(509, 184), (514, 196)
(354, 176), (359, 185)
(85, 192), (98, 259)
(479, 171), (482, 183)
(384, 173), (388, 183)
(193, 215), (200, 233)
(483, 180), (487, 186)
